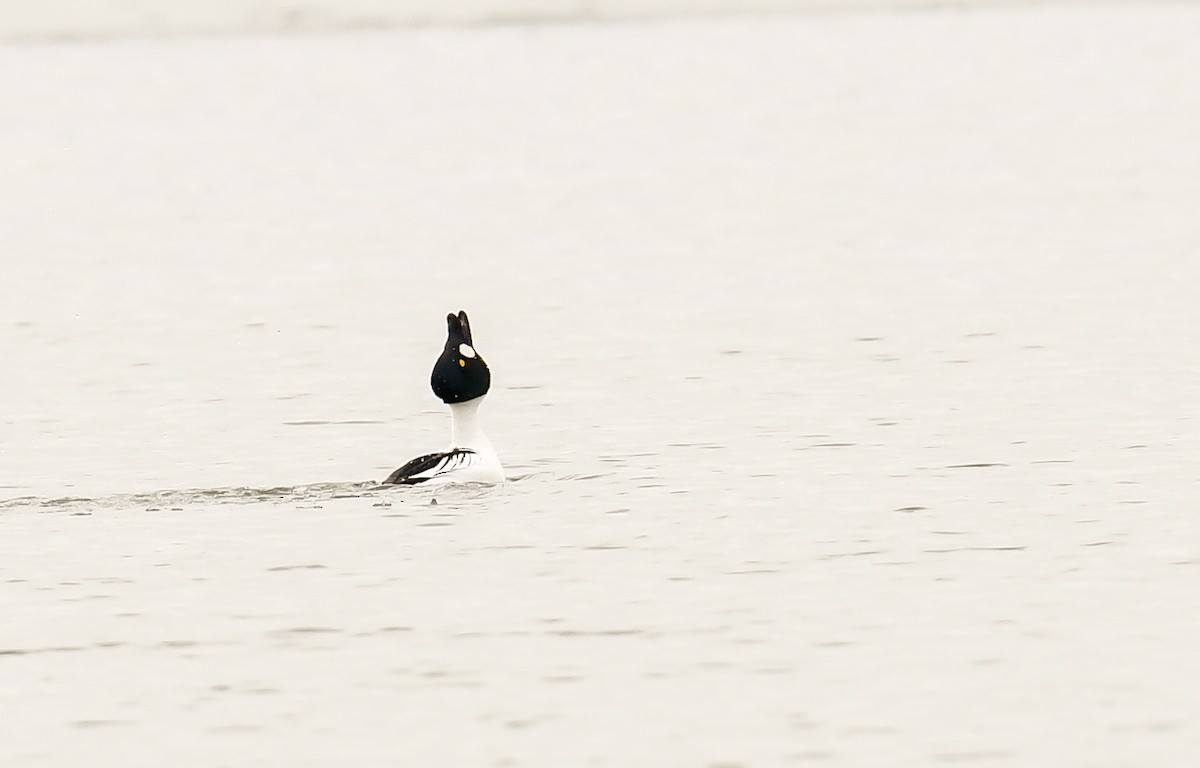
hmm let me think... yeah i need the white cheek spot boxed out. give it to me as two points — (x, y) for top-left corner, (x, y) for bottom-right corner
(459, 343), (476, 359)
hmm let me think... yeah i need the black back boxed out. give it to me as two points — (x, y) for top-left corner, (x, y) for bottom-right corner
(430, 310), (491, 404)
(382, 449), (477, 485)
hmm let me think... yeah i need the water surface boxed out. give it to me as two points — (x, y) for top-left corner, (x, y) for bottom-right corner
(2, 3), (1199, 765)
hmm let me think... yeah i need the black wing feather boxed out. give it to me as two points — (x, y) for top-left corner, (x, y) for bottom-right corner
(383, 449), (475, 485)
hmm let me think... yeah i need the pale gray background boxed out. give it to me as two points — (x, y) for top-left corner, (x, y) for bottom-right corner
(2, 1), (1198, 766)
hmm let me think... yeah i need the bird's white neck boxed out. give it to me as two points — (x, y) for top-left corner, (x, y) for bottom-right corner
(448, 397), (492, 452)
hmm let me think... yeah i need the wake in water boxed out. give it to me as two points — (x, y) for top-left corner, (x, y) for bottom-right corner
(0, 478), (516, 512)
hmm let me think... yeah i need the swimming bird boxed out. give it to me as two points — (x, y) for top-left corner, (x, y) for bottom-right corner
(383, 311), (504, 485)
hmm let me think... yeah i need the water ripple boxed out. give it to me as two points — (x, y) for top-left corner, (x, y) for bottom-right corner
(0, 479), (514, 512)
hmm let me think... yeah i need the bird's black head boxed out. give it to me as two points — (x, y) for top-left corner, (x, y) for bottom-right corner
(431, 310), (491, 404)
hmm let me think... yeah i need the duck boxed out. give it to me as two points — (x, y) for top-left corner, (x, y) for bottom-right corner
(383, 311), (504, 485)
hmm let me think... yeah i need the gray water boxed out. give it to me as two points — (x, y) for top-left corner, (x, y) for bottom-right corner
(2, 3), (1199, 765)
